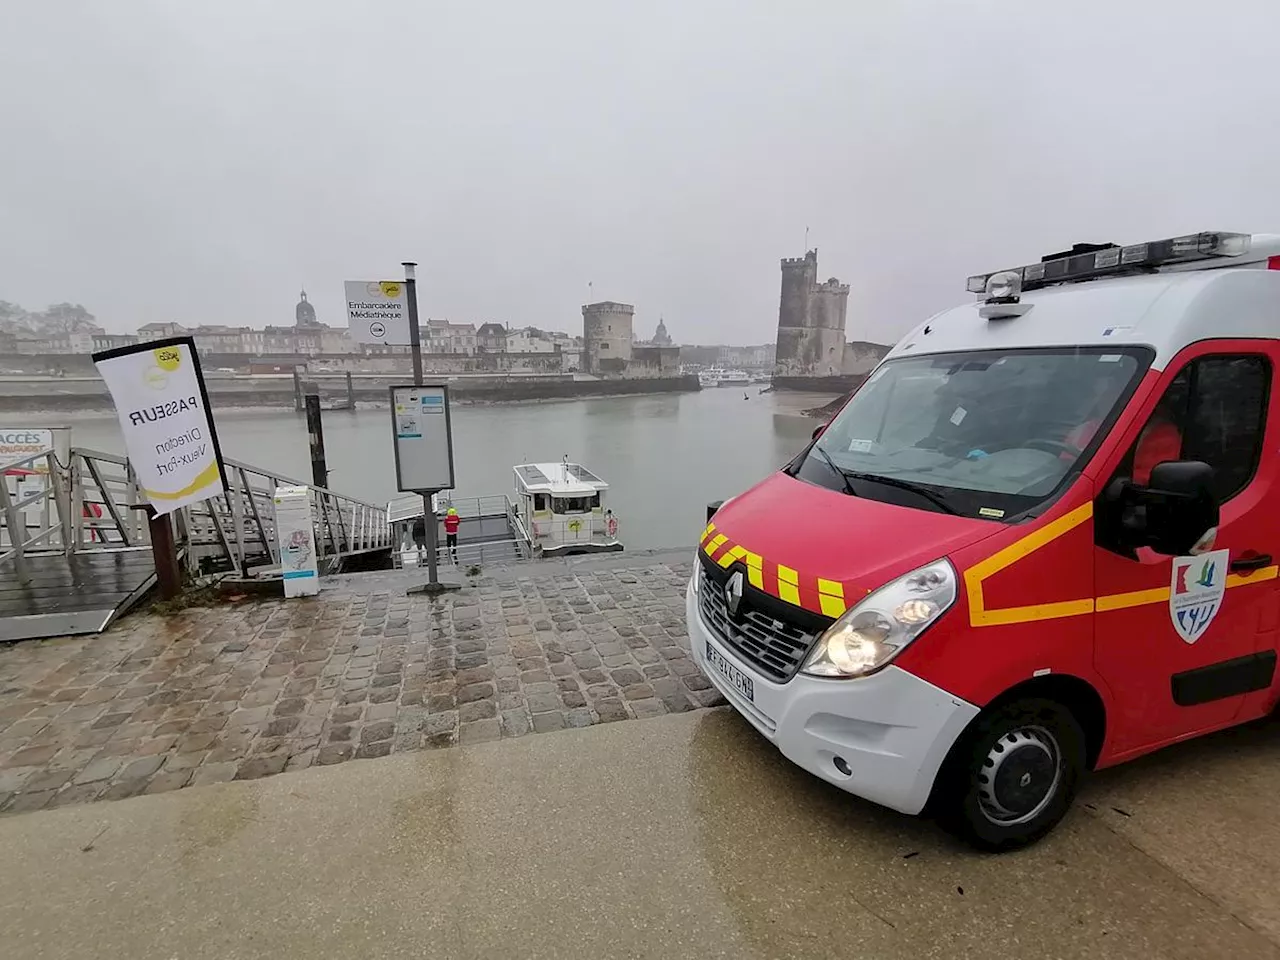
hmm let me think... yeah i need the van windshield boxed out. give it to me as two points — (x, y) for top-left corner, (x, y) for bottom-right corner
(794, 346), (1149, 518)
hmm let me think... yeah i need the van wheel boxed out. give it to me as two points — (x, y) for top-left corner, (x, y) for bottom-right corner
(936, 698), (1085, 852)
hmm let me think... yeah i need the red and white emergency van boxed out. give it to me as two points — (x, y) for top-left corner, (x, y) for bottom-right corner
(689, 231), (1280, 849)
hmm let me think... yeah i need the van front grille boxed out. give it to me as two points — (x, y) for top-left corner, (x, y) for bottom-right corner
(697, 567), (819, 682)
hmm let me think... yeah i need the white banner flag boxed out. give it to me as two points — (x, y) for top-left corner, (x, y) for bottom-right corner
(92, 338), (226, 516)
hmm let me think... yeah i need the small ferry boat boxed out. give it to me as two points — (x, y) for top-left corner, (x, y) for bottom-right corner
(513, 460), (623, 557)
(717, 368), (751, 387)
(698, 368), (721, 388)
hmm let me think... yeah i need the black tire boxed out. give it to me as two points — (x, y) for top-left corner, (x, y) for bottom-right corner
(935, 698), (1086, 852)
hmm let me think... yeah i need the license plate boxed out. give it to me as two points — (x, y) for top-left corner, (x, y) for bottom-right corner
(705, 641), (754, 702)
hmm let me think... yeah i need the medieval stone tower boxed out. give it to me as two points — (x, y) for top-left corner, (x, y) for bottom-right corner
(774, 249), (850, 379)
(581, 301), (634, 374)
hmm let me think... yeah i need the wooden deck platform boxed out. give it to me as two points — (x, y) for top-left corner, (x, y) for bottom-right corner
(0, 548), (157, 642)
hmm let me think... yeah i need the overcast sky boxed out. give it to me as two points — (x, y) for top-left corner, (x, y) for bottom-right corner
(3, 1), (1279, 345)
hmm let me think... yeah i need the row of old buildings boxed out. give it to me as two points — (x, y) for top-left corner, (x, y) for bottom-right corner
(5, 253), (882, 387)
(1, 289), (686, 380)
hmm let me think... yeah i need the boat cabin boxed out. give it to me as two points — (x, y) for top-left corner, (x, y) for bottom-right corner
(513, 461), (622, 556)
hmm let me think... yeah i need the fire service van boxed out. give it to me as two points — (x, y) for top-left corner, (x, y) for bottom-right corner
(689, 231), (1280, 849)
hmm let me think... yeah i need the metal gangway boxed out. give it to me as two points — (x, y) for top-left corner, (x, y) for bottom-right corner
(387, 494), (534, 570)
(0, 447), (393, 642)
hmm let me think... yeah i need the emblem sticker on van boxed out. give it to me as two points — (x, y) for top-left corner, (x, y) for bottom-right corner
(1169, 549), (1229, 644)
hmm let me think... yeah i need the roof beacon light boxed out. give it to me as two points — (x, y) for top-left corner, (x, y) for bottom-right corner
(967, 231), (1252, 295)
(985, 271), (1021, 302)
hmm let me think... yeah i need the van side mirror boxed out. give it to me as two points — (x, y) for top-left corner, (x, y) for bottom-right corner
(1110, 460), (1219, 556)
(707, 500), (725, 523)
(811, 422), (828, 441)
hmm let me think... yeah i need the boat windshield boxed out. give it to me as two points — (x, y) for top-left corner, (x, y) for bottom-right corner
(552, 494), (599, 514)
(793, 346), (1150, 519)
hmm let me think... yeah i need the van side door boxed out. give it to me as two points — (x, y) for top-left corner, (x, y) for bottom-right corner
(1093, 342), (1279, 757)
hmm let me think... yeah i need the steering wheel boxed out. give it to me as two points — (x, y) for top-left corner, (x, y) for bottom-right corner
(1022, 438), (1077, 456)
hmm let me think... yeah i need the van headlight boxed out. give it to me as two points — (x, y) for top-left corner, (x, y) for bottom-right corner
(801, 559), (956, 679)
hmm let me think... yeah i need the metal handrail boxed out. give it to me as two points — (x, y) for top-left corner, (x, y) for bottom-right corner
(396, 535), (532, 570)
(2, 446), (394, 583)
(1, 449), (68, 583)
(528, 514), (620, 542)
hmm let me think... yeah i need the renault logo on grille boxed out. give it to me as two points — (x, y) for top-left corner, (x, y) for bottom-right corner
(724, 571), (744, 618)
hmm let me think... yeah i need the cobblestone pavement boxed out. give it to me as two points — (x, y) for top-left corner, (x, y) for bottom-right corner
(0, 557), (720, 813)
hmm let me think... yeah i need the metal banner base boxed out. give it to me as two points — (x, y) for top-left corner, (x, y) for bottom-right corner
(406, 577), (462, 596)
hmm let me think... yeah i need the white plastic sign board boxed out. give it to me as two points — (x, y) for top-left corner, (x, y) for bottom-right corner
(346, 280), (411, 345)
(274, 485), (320, 597)
(92, 337), (226, 517)
(1, 427), (68, 542)
(0, 428), (54, 469)
(391, 384), (455, 492)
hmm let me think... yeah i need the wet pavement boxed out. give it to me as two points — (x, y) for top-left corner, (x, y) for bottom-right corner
(0, 554), (719, 813)
(3, 707), (1280, 959)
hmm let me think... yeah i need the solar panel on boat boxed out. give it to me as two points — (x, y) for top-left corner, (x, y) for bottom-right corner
(566, 464), (602, 483)
(515, 465), (550, 486)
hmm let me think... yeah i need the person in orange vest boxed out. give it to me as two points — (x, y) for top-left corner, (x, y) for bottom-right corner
(443, 507), (461, 564)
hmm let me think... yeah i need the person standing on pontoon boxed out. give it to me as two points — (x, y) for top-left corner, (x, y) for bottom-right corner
(444, 507), (461, 563)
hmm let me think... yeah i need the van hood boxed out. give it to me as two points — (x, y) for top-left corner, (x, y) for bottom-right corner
(707, 472), (1001, 616)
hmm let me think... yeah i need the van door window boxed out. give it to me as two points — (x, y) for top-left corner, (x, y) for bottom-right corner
(1113, 354), (1269, 502)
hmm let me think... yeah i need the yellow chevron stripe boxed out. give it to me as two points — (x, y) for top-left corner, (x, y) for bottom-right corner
(817, 577), (846, 617)
(777, 564), (800, 605)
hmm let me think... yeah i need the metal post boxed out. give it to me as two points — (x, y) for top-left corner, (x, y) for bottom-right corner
(0, 476), (30, 585)
(422, 492), (439, 586)
(304, 391), (328, 489)
(345, 371), (355, 410)
(404, 261), (423, 386)
(293, 368), (303, 412)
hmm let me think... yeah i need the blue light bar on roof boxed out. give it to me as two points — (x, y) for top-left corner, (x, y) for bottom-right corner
(966, 231), (1251, 295)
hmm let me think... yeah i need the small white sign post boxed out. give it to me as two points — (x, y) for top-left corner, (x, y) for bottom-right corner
(274, 485), (320, 598)
(391, 384), (458, 594)
(345, 280), (412, 345)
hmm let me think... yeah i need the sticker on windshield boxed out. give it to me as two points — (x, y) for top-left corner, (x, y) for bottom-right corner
(978, 507), (1005, 518)
(847, 438), (875, 453)
(950, 406), (967, 426)
(1099, 354), (1122, 363)
(1169, 549), (1228, 644)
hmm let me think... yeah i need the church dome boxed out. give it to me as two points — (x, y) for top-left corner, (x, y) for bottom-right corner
(295, 289), (317, 326)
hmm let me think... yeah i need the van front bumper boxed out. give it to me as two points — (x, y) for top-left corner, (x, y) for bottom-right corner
(686, 581), (979, 815)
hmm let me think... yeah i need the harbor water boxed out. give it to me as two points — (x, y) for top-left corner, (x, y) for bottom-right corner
(41, 388), (833, 552)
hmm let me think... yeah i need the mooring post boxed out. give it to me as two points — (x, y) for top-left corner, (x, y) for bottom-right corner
(345, 371), (355, 410)
(293, 368), (303, 412)
(139, 506), (181, 600)
(305, 390), (329, 489)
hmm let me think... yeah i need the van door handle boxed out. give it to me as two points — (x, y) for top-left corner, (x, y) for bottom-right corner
(1230, 553), (1273, 573)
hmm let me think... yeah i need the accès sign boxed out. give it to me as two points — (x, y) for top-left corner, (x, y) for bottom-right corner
(92, 336), (226, 517)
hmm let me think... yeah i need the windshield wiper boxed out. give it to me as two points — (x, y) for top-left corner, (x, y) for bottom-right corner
(844, 471), (961, 516)
(811, 446), (858, 497)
